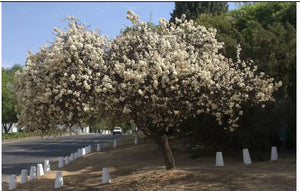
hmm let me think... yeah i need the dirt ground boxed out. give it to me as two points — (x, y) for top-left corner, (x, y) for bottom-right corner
(2, 137), (296, 191)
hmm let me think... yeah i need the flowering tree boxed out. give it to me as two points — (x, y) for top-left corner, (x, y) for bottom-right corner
(14, 11), (281, 170)
(14, 17), (108, 133)
(102, 11), (281, 169)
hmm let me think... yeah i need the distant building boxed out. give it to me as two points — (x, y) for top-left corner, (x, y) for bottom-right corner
(2, 123), (18, 133)
(83, 126), (90, 133)
(72, 126), (90, 133)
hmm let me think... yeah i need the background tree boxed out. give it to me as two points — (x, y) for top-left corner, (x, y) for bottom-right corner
(231, 3), (296, 100)
(89, 116), (134, 134)
(230, 2), (296, 150)
(182, 2), (295, 152)
(2, 65), (22, 133)
(230, 2), (296, 31)
(195, 13), (243, 59)
(170, 2), (228, 22)
(89, 118), (109, 133)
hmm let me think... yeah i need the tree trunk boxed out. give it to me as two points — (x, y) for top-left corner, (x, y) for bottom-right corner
(3, 123), (13, 134)
(154, 134), (176, 170)
(135, 123), (176, 170)
(3, 123), (8, 134)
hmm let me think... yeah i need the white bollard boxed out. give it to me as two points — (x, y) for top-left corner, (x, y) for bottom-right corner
(101, 167), (111, 184)
(44, 160), (51, 173)
(54, 171), (63, 188)
(29, 166), (37, 180)
(37, 164), (44, 177)
(85, 146), (89, 154)
(65, 156), (69, 165)
(243, 148), (252, 165)
(78, 149), (82, 157)
(134, 136), (138, 145)
(70, 153), (74, 161)
(20, 169), (28, 184)
(216, 152), (224, 166)
(82, 148), (86, 155)
(89, 145), (92, 153)
(59, 157), (64, 168)
(113, 139), (117, 148)
(74, 152), (78, 159)
(9, 174), (17, 190)
(97, 143), (101, 152)
(271, 146), (278, 161)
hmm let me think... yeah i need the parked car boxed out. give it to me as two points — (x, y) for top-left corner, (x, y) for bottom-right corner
(113, 127), (122, 135)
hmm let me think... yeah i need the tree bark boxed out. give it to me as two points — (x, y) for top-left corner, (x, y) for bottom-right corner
(154, 134), (176, 170)
(3, 123), (13, 134)
(135, 121), (176, 170)
(3, 124), (8, 134)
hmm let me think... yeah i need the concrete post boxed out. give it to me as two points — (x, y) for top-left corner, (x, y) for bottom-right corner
(216, 152), (224, 166)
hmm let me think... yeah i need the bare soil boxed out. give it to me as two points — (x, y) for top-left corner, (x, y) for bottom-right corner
(2, 138), (296, 191)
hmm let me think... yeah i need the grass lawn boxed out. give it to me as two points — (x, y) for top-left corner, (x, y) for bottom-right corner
(2, 136), (296, 191)
(2, 132), (41, 140)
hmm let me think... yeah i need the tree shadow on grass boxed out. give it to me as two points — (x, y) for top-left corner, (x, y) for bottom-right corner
(2, 140), (296, 191)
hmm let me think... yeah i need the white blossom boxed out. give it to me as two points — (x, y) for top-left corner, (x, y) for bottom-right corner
(14, 12), (279, 134)
(138, 89), (144, 96)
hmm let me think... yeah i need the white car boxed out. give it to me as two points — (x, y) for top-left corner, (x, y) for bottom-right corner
(113, 127), (122, 135)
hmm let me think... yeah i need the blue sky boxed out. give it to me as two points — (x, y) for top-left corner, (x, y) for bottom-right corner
(2, 2), (238, 69)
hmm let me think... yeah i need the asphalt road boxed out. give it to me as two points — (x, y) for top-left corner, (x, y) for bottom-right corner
(2, 134), (121, 182)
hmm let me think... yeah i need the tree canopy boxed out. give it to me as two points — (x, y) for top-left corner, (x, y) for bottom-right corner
(230, 2), (296, 31)
(14, 17), (108, 133)
(183, 2), (295, 150)
(2, 65), (22, 133)
(170, 2), (228, 22)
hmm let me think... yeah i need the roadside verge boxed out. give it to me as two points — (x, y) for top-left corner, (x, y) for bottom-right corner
(1, 136), (296, 191)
